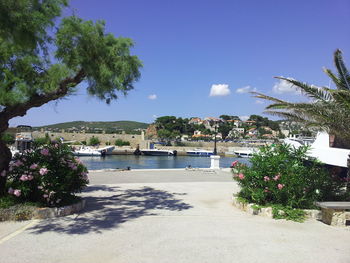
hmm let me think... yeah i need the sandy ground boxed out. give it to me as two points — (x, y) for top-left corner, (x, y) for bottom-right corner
(0, 169), (349, 263)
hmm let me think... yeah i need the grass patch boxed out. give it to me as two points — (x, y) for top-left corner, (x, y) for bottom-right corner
(271, 205), (307, 222)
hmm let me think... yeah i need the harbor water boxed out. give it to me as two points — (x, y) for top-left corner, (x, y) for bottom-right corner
(79, 155), (250, 170)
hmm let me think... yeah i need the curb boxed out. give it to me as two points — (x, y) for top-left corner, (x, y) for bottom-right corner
(0, 199), (86, 221)
(232, 196), (321, 220)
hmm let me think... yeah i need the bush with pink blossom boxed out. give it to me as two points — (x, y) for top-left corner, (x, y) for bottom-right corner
(232, 144), (349, 209)
(4, 143), (89, 207)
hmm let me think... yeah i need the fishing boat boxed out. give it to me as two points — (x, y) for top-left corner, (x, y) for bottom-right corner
(186, 149), (213, 157)
(141, 149), (176, 156)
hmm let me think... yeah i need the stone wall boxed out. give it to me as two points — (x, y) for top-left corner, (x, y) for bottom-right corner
(32, 131), (144, 148)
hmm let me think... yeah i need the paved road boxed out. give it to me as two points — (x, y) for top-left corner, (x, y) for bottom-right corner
(0, 169), (349, 263)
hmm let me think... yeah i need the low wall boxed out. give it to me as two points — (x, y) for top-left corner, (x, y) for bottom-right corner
(32, 131), (144, 148)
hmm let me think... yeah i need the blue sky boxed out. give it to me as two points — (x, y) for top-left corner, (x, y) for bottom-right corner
(10, 0), (350, 126)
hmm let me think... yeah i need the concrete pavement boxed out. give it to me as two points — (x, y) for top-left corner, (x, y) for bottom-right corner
(0, 169), (349, 263)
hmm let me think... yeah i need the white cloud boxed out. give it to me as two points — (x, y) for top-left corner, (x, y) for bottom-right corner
(148, 94), (157, 100)
(236, 85), (257, 94)
(209, 84), (231, 97)
(152, 114), (158, 119)
(255, 100), (264, 104)
(239, 115), (249, 121)
(272, 79), (300, 95)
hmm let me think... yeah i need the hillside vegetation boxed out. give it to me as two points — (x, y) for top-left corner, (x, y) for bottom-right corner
(35, 121), (149, 131)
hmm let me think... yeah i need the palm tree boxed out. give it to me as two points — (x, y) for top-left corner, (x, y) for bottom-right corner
(252, 49), (350, 148)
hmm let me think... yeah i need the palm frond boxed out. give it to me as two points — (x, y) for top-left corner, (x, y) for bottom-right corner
(334, 49), (350, 90)
(323, 68), (344, 90)
(251, 91), (286, 104)
(275, 77), (332, 101)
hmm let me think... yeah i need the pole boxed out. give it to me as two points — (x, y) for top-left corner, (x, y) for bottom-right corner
(213, 123), (217, 155)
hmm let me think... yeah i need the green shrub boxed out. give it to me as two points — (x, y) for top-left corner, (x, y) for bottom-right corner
(33, 134), (51, 146)
(232, 144), (348, 209)
(114, 139), (130, 146)
(5, 143), (89, 207)
(2, 133), (15, 145)
(89, 136), (100, 146)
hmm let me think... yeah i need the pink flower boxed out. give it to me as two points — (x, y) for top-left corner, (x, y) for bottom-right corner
(27, 175), (34, 181)
(40, 148), (50, 156)
(30, 163), (38, 169)
(277, 184), (284, 190)
(39, 168), (49, 175)
(263, 176), (270, 182)
(38, 186), (43, 190)
(0, 170), (6, 177)
(43, 194), (49, 198)
(13, 160), (23, 167)
(273, 174), (281, 181)
(238, 173), (245, 180)
(20, 175), (28, 181)
(8, 187), (14, 194)
(13, 189), (21, 197)
(264, 187), (270, 193)
(231, 161), (239, 167)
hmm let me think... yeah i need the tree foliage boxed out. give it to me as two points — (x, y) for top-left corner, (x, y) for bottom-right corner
(252, 49), (350, 148)
(0, 0), (142, 195)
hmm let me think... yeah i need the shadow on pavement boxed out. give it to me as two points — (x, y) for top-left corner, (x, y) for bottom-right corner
(29, 185), (192, 235)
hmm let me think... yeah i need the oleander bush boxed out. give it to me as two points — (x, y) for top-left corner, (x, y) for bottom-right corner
(232, 144), (348, 210)
(4, 143), (89, 207)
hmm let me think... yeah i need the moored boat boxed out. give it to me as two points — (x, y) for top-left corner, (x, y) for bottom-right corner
(73, 146), (102, 156)
(96, 146), (115, 155)
(141, 149), (176, 156)
(234, 148), (257, 158)
(186, 149), (213, 157)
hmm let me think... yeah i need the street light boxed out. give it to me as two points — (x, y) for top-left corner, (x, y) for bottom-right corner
(213, 121), (218, 155)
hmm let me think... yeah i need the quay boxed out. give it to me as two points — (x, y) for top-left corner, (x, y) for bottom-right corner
(0, 169), (349, 263)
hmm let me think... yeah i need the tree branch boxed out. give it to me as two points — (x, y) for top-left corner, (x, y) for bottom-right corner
(0, 69), (85, 130)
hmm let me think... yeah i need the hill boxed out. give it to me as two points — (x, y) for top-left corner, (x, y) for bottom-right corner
(34, 121), (149, 132)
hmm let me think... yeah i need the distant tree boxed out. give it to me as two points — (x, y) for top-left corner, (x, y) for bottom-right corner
(89, 137), (100, 146)
(157, 129), (173, 140)
(0, 1), (142, 195)
(220, 115), (241, 121)
(114, 139), (130, 146)
(218, 123), (232, 139)
(219, 115), (231, 121)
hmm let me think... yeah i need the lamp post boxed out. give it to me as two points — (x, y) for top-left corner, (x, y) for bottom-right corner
(210, 121), (220, 169)
(213, 122), (218, 155)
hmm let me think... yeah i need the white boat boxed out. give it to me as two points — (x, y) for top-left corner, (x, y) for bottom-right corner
(141, 149), (176, 156)
(234, 148), (257, 158)
(186, 149), (213, 157)
(73, 146), (102, 156)
(96, 146), (115, 155)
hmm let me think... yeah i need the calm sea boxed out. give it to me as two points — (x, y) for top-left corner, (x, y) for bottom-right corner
(79, 155), (250, 170)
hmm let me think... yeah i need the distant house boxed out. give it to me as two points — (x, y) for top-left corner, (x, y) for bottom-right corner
(188, 118), (203, 125)
(204, 117), (223, 123)
(247, 128), (258, 137)
(229, 127), (245, 137)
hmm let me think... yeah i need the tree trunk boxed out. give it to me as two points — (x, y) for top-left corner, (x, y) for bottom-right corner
(0, 121), (11, 196)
